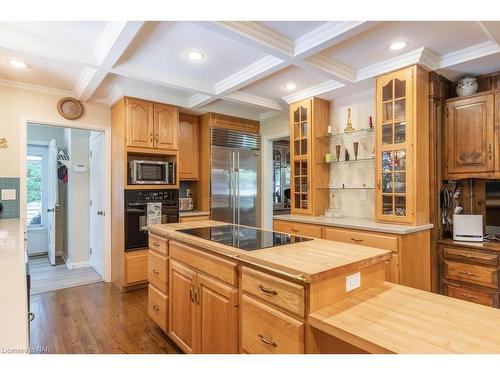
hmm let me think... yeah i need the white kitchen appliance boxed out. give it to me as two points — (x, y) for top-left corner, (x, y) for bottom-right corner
(453, 215), (483, 242)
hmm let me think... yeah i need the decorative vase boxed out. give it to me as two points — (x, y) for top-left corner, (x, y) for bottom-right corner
(456, 76), (478, 97)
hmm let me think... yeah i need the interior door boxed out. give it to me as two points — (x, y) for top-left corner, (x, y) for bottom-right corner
(236, 148), (260, 227)
(47, 139), (58, 266)
(211, 145), (235, 224)
(89, 132), (105, 277)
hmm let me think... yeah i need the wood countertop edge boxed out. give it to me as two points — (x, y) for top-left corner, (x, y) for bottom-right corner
(438, 238), (500, 253)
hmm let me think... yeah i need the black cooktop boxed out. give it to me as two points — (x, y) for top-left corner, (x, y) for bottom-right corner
(177, 224), (312, 251)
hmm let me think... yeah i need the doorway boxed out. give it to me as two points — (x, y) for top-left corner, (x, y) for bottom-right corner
(26, 123), (105, 294)
(272, 138), (291, 216)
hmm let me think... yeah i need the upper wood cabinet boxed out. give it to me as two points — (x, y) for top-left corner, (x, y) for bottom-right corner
(444, 93), (497, 179)
(178, 113), (199, 180)
(375, 65), (429, 225)
(125, 98), (178, 150)
(289, 97), (330, 216)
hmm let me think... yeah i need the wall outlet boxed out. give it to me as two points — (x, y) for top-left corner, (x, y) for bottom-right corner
(346, 272), (361, 292)
(1, 189), (16, 201)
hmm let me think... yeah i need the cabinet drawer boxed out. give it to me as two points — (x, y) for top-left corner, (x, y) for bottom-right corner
(241, 295), (304, 354)
(444, 281), (499, 308)
(148, 284), (168, 332)
(124, 250), (148, 285)
(444, 247), (499, 267)
(148, 251), (168, 293)
(149, 234), (168, 256)
(242, 267), (305, 317)
(444, 260), (498, 289)
(170, 240), (238, 286)
(273, 220), (322, 238)
(323, 227), (398, 252)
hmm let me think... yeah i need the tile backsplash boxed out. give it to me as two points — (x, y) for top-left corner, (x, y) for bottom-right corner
(0, 177), (20, 219)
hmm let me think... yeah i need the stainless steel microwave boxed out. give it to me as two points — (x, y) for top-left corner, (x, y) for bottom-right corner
(129, 160), (175, 185)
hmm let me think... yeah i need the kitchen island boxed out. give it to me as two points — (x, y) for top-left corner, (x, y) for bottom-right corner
(148, 221), (500, 354)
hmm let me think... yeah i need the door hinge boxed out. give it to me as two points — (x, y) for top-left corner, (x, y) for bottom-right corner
(89, 150), (92, 158)
(89, 248), (92, 255)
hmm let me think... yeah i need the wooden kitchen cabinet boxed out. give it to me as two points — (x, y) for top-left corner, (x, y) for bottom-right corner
(444, 93), (496, 178)
(154, 103), (178, 150)
(124, 250), (149, 285)
(178, 113), (199, 180)
(126, 98), (154, 148)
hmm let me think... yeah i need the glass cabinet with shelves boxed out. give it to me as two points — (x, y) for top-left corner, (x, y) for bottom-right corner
(375, 65), (429, 225)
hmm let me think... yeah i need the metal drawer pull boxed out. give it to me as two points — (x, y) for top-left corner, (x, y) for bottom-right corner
(152, 269), (160, 275)
(258, 334), (277, 347)
(290, 228), (299, 233)
(351, 238), (364, 242)
(28, 312), (35, 322)
(152, 304), (160, 312)
(153, 242), (160, 247)
(460, 293), (479, 300)
(458, 271), (479, 277)
(189, 285), (194, 303)
(259, 284), (278, 295)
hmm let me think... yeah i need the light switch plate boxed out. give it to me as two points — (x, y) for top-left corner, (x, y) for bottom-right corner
(346, 272), (361, 292)
(1, 189), (16, 201)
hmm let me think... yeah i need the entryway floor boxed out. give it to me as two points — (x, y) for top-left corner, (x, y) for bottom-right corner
(29, 255), (103, 295)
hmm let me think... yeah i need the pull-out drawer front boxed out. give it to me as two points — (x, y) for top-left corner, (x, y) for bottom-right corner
(444, 260), (499, 289)
(170, 240), (238, 286)
(241, 295), (304, 354)
(124, 250), (149, 285)
(149, 234), (168, 256)
(323, 227), (398, 252)
(444, 281), (499, 308)
(444, 247), (499, 267)
(148, 250), (168, 293)
(273, 220), (322, 238)
(148, 284), (168, 332)
(242, 267), (305, 317)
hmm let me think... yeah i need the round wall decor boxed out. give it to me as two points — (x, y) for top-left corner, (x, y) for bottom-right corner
(57, 97), (84, 120)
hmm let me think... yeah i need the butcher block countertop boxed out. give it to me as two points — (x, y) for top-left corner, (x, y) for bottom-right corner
(148, 220), (391, 283)
(309, 282), (500, 354)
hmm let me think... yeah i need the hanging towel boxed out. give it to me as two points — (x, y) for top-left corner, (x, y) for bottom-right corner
(147, 202), (162, 227)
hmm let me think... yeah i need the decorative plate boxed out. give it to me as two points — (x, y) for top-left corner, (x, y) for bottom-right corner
(57, 97), (84, 120)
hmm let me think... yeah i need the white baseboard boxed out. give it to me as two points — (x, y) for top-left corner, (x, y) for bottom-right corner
(65, 259), (91, 269)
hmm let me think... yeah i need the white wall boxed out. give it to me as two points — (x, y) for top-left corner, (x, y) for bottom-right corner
(27, 124), (65, 146)
(260, 113), (290, 229)
(329, 88), (376, 218)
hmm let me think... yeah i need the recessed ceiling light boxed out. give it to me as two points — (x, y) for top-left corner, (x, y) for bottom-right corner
(7, 59), (27, 68)
(389, 41), (408, 51)
(285, 83), (297, 91)
(186, 51), (204, 61)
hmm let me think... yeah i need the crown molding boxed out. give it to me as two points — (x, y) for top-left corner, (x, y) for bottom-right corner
(259, 111), (281, 121)
(188, 93), (216, 108)
(302, 54), (356, 83)
(282, 80), (345, 104)
(119, 85), (189, 108)
(438, 40), (500, 69)
(223, 91), (283, 111)
(0, 78), (75, 97)
(478, 21), (500, 44)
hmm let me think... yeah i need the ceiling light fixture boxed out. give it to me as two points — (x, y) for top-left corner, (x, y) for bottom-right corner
(7, 59), (27, 68)
(285, 83), (297, 91)
(186, 51), (204, 61)
(389, 41), (408, 51)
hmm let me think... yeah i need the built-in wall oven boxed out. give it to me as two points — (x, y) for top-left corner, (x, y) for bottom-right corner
(125, 189), (179, 251)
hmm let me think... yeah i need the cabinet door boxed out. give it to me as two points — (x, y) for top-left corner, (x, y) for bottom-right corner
(178, 113), (199, 180)
(168, 260), (197, 353)
(197, 273), (238, 354)
(154, 103), (179, 150)
(446, 94), (494, 174)
(126, 98), (154, 148)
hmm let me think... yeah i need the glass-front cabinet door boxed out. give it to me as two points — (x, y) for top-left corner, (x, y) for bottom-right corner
(290, 99), (312, 214)
(376, 68), (414, 223)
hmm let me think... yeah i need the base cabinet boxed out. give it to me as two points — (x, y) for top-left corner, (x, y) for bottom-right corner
(124, 250), (148, 286)
(148, 284), (168, 331)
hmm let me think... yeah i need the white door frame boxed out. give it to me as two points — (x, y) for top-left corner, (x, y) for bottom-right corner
(19, 116), (112, 282)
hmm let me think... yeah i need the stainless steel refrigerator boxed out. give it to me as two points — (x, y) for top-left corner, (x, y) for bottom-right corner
(211, 128), (261, 227)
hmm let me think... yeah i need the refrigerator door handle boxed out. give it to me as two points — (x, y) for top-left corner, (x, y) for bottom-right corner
(236, 151), (241, 225)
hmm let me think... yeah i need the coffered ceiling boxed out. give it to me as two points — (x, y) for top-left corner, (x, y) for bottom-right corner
(0, 21), (499, 120)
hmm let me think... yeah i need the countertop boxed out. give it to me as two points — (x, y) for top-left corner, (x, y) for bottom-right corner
(309, 282), (500, 353)
(438, 238), (500, 253)
(274, 214), (433, 235)
(179, 210), (210, 217)
(149, 220), (392, 283)
(0, 219), (29, 353)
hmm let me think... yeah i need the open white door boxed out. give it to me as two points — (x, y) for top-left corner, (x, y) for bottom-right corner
(47, 139), (58, 266)
(89, 132), (105, 277)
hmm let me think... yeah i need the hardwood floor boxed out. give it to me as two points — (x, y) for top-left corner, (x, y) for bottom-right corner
(30, 282), (182, 354)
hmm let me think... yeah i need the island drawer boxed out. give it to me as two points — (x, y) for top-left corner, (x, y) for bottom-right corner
(148, 250), (168, 293)
(444, 260), (499, 289)
(149, 234), (168, 256)
(242, 267), (305, 317)
(323, 227), (398, 252)
(443, 247), (499, 267)
(444, 280), (499, 308)
(148, 284), (168, 332)
(169, 240), (238, 286)
(241, 295), (304, 354)
(273, 220), (322, 238)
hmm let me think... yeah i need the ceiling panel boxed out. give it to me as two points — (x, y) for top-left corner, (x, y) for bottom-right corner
(199, 99), (267, 120)
(437, 52), (500, 81)
(0, 47), (82, 90)
(116, 21), (268, 87)
(258, 21), (327, 40)
(322, 21), (490, 69)
(240, 66), (328, 101)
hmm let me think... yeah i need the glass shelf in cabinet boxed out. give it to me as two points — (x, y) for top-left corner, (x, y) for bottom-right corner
(317, 127), (374, 140)
(320, 157), (375, 165)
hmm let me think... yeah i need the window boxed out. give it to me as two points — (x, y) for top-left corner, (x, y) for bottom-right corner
(27, 145), (48, 227)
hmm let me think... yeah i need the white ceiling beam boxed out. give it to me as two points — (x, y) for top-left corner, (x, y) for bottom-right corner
(223, 91), (283, 111)
(299, 54), (357, 82)
(437, 40), (500, 69)
(282, 80), (345, 104)
(188, 94), (216, 108)
(74, 21), (145, 101)
(478, 21), (500, 44)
